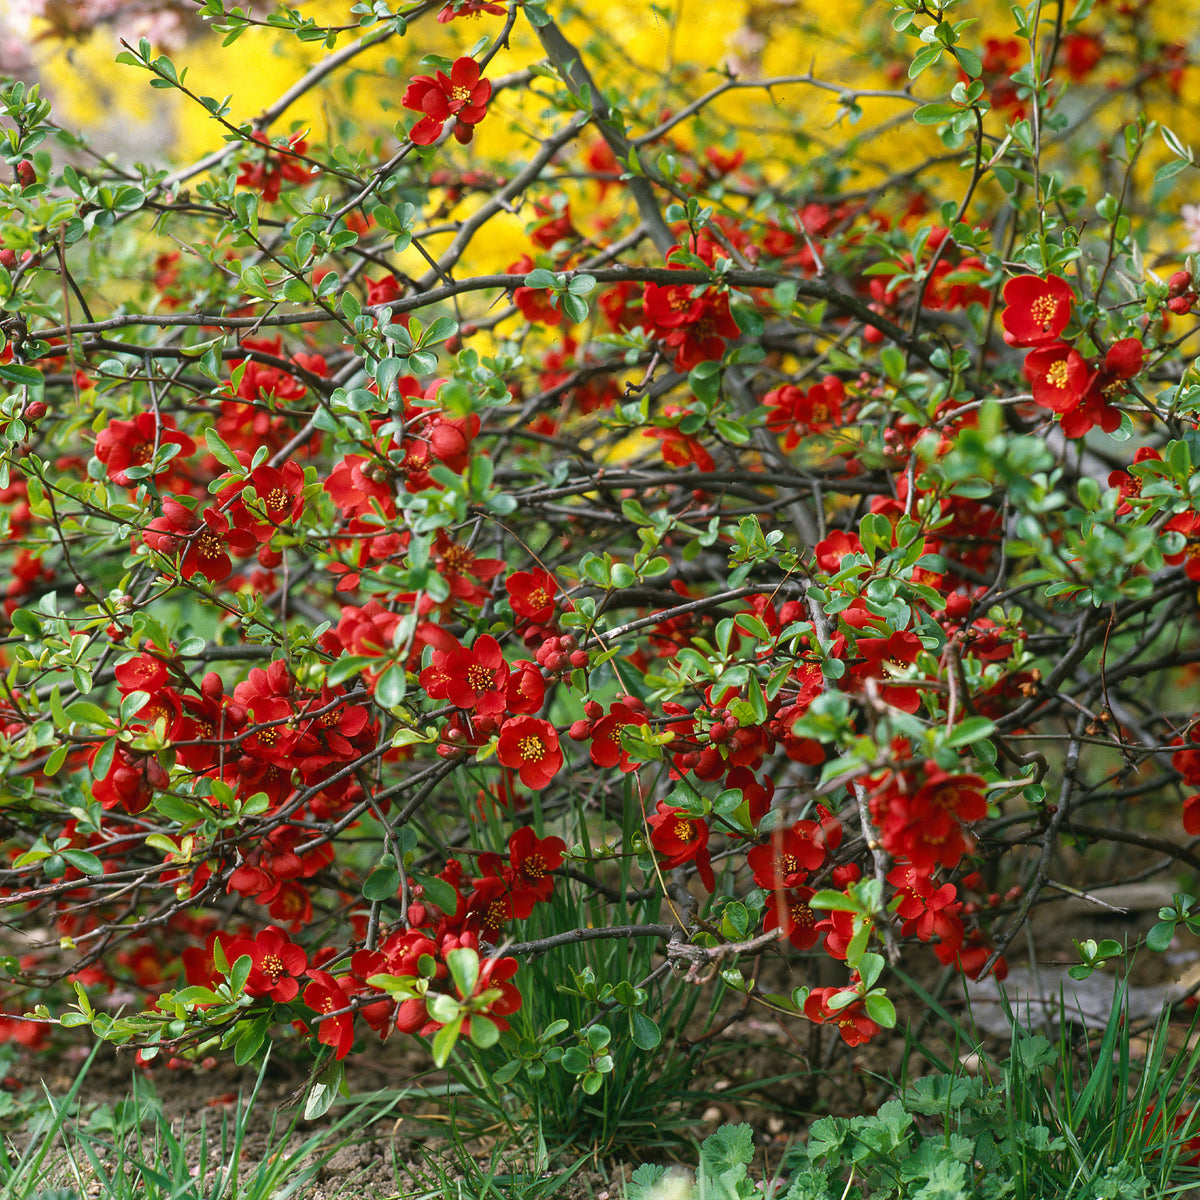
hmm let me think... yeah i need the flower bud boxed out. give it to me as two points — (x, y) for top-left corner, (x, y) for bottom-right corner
(1169, 269), (1193, 298)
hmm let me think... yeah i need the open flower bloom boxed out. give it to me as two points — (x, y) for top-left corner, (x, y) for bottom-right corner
(402, 57), (492, 145)
(496, 715), (562, 790)
(1023, 342), (1089, 413)
(1001, 273), (1074, 346)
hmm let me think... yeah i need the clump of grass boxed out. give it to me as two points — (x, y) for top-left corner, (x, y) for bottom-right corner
(1, 1048), (402, 1200)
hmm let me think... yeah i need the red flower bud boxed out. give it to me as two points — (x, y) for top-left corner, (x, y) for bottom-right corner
(1169, 269), (1193, 298)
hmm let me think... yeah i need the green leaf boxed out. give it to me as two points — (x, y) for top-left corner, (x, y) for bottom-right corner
(630, 1010), (661, 1049)
(955, 46), (981, 78)
(945, 716), (995, 748)
(447, 946), (480, 999)
(914, 102), (960, 124)
(232, 1013), (270, 1066)
(1146, 920), (1176, 953)
(64, 701), (115, 728)
(363, 860), (401, 902)
(909, 44), (944, 78)
(303, 1057), (345, 1119)
(864, 991), (896, 1027)
(226, 953), (250, 996)
(61, 849), (103, 876)
(42, 744), (69, 777)
(431, 1017), (462, 1067)
(205, 428), (243, 471)
(468, 1015), (500, 1049)
(172, 985), (220, 1006)
(414, 871), (458, 916)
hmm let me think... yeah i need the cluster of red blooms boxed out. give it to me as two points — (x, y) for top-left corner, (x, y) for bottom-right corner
(143, 452), (306, 585)
(763, 375), (846, 449)
(1173, 732), (1200, 834)
(236, 133), (315, 203)
(178, 822), (564, 1058)
(322, 379), (482, 591)
(1001, 273), (1145, 437)
(641, 249), (741, 372)
(1106, 445), (1200, 579)
(17, 5), (1194, 1071)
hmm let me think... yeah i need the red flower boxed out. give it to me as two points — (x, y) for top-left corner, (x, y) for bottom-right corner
(402, 57), (492, 146)
(440, 635), (510, 715)
(588, 702), (651, 771)
(763, 886), (819, 949)
(95, 413), (195, 489)
(1001, 274), (1074, 347)
(746, 821), (830, 890)
(89, 743), (166, 814)
(302, 970), (356, 1059)
(182, 931), (238, 989)
(1062, 32), (1104, 80)
(888, 862), (963, 947)
(226, 926), (308, 1002)
(642, 279), (741, 371)
(143, 498), (233, 584)
(216, 455), (306, 544)
(505, 660), (546, 715)
(236, 132), (314, 202)
(496, 716), (562, 790)
(1163, 511), (1200, 581)
(506, 569), (558, 623)
(803, 986), (881, 1047)
(1184, 793), (1200, 836)
(1023, 342), (1089, 414)
(763, 375), (845, 448)
(506, 825), (566, 910)
(366, 274), (404, 306)
(646, 801), (715, 891)
(648, 423), (717, 472)
(815, 530), (864, 572)
(509, 255), (566, 326)
(437, 0), (506, 20)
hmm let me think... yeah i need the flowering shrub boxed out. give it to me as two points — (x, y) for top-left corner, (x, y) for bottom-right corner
(0, 0), (1198, 1106)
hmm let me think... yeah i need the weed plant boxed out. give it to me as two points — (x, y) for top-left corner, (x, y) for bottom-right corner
(0, 1049), (397, 1200)
(627, 980), (1200, 1200)
(436, 780), (731, 1158)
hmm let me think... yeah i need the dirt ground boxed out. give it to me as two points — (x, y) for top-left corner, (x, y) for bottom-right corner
(4, 863), (1199, 1200)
